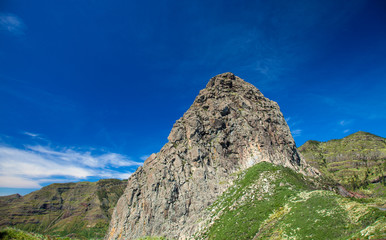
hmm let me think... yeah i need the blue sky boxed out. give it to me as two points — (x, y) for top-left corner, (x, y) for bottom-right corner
(0, 0), (385, 196)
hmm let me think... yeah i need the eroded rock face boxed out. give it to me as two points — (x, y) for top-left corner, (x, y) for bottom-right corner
(106, 73), (317, 240)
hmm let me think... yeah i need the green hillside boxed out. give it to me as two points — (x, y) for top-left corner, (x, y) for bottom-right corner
(298, 131), (386, 194)
(0, 179), (126, 240)
(195, 162), (385, 240)
(0, 227), (72, 240)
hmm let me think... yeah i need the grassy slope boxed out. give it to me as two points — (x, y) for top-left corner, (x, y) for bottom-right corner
(298, 131), (385, 191)
(0, 227), (72, 240)
(195, 162), (385, 240)
(0, 179), (126, 240)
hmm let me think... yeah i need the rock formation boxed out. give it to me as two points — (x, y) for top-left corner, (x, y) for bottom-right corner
(106, 72), (317, 240)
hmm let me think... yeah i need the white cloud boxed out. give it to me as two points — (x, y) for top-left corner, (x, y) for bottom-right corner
(343, 129), (350, 133)
(285, 117), (291, 122)
(140, 155), (150, 161)
(96, 171), (132, 180)
(0, 143), (141, 188)
(98, 153), (142, 167)
(291, 129), (302, 137)
(0, 176), (41, 188)
(24, 145), (142, 168)
(339, 120), (353, 126)
(23, 132), (39, 137)
(285, 117), (303, 129)
(0, 13), (26, 35)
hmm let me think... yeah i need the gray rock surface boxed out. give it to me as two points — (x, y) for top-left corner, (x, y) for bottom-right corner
(106, 73), (318, 240)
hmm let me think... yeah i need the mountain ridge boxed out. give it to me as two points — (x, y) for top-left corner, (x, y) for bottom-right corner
(0, 179), (126, 239)
(298, 131), (385, 195)
(301, 131), (384, 145)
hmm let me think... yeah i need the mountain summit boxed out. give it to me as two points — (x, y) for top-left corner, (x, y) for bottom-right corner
(106, 73), (317, 239)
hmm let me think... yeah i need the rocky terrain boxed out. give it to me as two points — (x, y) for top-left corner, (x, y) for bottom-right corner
(1, 73), (385, 240)
(106, 72), (317, 240)
(299, 131), (385, 196)
(0, 179), (126, 239)
(1, 162), (385, 240)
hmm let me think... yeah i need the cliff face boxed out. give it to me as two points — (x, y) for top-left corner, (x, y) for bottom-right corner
(106, 73), (317, 240)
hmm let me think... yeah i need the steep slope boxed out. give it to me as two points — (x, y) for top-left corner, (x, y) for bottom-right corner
(299, 131), (386, 194)
(0, 179), (126, 239)
(0, 227), (69, 240)
(106, 73), (317, 240)
(195, 162), (385, 240)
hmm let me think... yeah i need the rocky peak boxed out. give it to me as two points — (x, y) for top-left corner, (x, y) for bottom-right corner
(106, 73), (318, 240)
(206, 72), (235, 89)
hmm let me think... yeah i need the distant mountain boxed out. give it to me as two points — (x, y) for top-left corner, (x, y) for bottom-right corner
(0, 179), (126, 239)
(299, 131), (386, 195)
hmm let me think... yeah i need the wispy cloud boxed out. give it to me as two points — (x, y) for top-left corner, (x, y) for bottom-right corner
(285, 117), (291, 122)
(23, 131), (40, 138)
(286, 116), (303, 127)
(339, 120), (353, 135)
(291, 129), (302, 137)
(286, 116), (303, 138)
(0, 141), (141, 189)
(0, 176), (41, 188)
(140, 155), (150, 161)
(0, 13), (26, 35)
(339, 120), (352, 126)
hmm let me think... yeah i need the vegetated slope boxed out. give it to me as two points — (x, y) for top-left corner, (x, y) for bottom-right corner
(0, 179), (126, 239)
(195, 162), (385, 240)
(106, 73), (317, 240)
(298, 131), (386, 194)
(0, 227), (71, 240)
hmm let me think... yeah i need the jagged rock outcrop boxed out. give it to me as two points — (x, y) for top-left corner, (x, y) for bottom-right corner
(106, 72), (317, 240)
